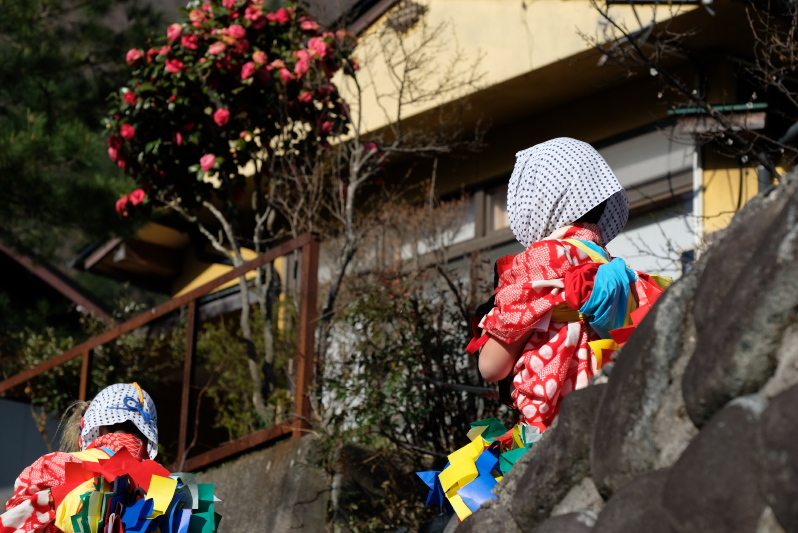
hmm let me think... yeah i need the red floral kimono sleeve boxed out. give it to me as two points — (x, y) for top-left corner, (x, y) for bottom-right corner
(1, 452), (80, 533)
(483, 240), (573, 344)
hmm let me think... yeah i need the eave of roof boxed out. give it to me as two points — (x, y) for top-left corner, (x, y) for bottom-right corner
(0, 241), (113, 324)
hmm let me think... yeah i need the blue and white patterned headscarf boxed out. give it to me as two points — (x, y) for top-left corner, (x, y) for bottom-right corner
(80, 383), (159, 459)
(507, 138), (629, 248)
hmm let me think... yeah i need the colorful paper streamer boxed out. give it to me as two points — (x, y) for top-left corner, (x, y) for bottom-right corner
(418, 418), (544, 521)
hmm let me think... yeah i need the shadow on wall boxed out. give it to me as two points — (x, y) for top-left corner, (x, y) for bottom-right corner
(0, 399), (58, 509)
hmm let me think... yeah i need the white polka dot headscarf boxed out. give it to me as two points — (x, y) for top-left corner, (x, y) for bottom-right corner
(507, 137), (629, 248)
(80, 383), (159, 459)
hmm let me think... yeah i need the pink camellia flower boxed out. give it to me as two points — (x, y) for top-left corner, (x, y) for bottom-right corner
(129, 189), (146, 205)
(308, 37), (330, 58)
(266, 7), (291, 23)
(252, 51), (268, 64)
(166, 58), (185, 73)
(117, 157), (128, 171)
(321, 121), (334, 134)
(115, 196), (129, 215)
(279, 68), (295, 82)
(223, 24), (246, 39)
(301, 19), (319, 31)
(241, 62), (257, 80)
(175, 132), (183, 145)
(223, 0), (236, 7)
(293, 60), (310, 77)
(200, 154), (217, 171)
(123, 91), (137, 104)
(181, 34), (199, 50)
(298, 91), (313, 103)
(159, 45), (172, 55)
(120, 124), (136, 140)
(245, 5), (262, 21)
(167, 23), (182, 41)
(293, 49), (312, 76)
(189, 9), (206, 23)
(208, 42), (227, 55)
(125, 49), (143, 65)
(147, 48), (159, 62)
(214, 108), (231, 126)
(108, 147), (119, 161)
(268, 59), (286, 70)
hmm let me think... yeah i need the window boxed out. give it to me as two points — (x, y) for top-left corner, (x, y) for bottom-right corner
(487, 184), (509, 232)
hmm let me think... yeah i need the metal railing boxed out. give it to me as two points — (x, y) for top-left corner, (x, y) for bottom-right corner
(0, 232), (320, 471)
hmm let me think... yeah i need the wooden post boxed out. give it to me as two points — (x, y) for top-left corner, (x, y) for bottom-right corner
(293, 235), (319, 438)
(79, 349), (93, 401)
(177, 300), (198, 469)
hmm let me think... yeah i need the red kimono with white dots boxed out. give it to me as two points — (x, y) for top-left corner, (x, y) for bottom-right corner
(1, 433), (147, 533)
(482, 223), (608, 428)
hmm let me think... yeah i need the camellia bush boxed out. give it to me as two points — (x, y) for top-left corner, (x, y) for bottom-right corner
(107, 0), (355, 218)
(106, 0), (357, 424)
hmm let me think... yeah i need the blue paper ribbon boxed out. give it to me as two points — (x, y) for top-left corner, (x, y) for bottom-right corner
(579, 257), (637, 339)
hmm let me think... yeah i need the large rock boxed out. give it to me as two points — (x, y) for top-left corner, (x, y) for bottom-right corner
(509, 385), (606, 530)
(197, 436), (328, 533)
(550, 477), (604, 518)
(756, 507), (788, 533)
(761, 323), (798, 400)
(591, 271), (700, 498)
(661, 396), (768, 533)
(591, 469), (672, 533)
(683, 185), (798, 426)
(529, 512), (596, 533)
(758, 383), (798, 531)
(690, 180), (791, 322)
(456, 506), (522, 533)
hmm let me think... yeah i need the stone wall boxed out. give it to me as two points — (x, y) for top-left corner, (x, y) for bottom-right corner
(195, 437), (416, 532)
(454, 178), (798, 533)
(197, 436), (329, 533)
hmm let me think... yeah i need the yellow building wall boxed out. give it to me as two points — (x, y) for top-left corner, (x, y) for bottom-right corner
(345, 0), (694, 134)
(172, 248), (286, 298)
(702, 155), (758, 235)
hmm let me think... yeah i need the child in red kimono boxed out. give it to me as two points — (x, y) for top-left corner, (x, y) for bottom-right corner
(0, 383), (159, 533)
(472, 138), (668, 429)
